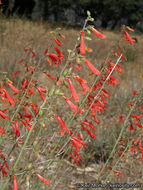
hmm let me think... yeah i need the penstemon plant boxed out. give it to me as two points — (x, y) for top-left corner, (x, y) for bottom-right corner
(0, 10), (142, 190)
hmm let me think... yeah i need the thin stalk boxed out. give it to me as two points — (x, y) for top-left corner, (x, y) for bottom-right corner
(96, 93), (139, 182)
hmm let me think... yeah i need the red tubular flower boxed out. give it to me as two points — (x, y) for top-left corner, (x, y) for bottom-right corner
(21, 119), (35, 131)
(0, 109), (10, 120)
(71, 136), (87, 152)
(100, 95), (107, 104)
(131, 115), (141, 121)
(74, 74), (90, 94)
(8, 83), (20, 94)
(73, 150), (83, 161)
(123, 30), (135, 45)
(56, 77), (62, 86)
(80, 32), (85, 55)
(44, 47), (48, 55)
(90, 108), (99, 124)
(30, 104), (38, 114)
(2, 89), (15, 106)
(138, 140), (143, 161)
(55, 115), (71, 136)
(72, 154), (79, 165)
(27, 88), (35, 96)
(12, 71), (20, 77)
(0, 166), (7, 177)
(84, 58), (101, 75)
(31, 51), (36, 58)
(126, 26), (134, 32)
(37, 174), (50, 184)
(55, 38), (62, 46)
(23, 106), (33, 120)
(36, 87), (46, 101)
(46, 58), (53, 66)
(102, 89), (109, 98)
(13, 175), (18, 190)
(107, 61), (122, 74)
(17, 59), (24, 65)
(81, 125), (96, 139)
(11, 120), (20, 137)
(22, 78), (28, 90)
(91, 27), (106, 39)
(86, 47), (93, 52)
(106, 75), (119, 85)
(59, 33), (65, 39)
(54, 46), (64, 60)
(74, 63), (82, 71)
(131, 90), (138, 96)
(127, 121), (135, 132)
(67, 77), (79, 102)
(82, 120), (96, 131)
(0, 126), (7, 136)
(47, 53), (60, 66)
(134, 121), (142, 128)
(128, 146), (137, 154)
(107, 166), (123, 177)
(63, 96), (78, 114)
(117, 116), (124, 122)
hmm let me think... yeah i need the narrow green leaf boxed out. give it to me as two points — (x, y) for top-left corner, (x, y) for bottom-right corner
(85, 36), (92, 41)
(77, 37), (80, 41)
(87, 29), (91, 34)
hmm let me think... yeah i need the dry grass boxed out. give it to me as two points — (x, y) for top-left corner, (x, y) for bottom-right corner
(0, 17), (143, 189)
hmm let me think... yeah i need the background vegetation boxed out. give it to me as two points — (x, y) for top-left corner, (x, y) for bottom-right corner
(2, 0), (143, 30)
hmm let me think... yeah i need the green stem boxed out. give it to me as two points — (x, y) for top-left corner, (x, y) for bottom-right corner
(96, 93), (139, 182)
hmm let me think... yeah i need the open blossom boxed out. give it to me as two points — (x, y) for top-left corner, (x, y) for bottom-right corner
(0, 126), (7, 136)
(84, 58), (101, 75)
(11, 120), (20, 137)
(12, 71), (20, 77)
(71, 136), (87, 152)
(80, 32), (85, 55)
(17, 59), (24, 65)
(44, 47), (48, 55)
(0, 152), (9, 177)
(3, 89), (15, 106)
(123, 29), (135, 45)
(0, 109), (10, 120)
(13, 175), (18, 190)
(45, 72), (56, 80)
(91, 27), (106, 39)
(47, 53), (60, 66)
(37, 174), (50, 184)
(54, 46), (64, 60)
(30, 104), (38, 114)
(67, 77), (79, 102)
(8, 82), (20, 94)
(36, 86), (47, 101)
(81, 125), (96, 139)
(55, 38), (62, 46)
(55, 115), (71, 136)
(63, 96), (79, 114)
(82, 120), (96, 131)
(107, 61), (122, 74)
(72, 154), (79, 165)
(74, 74), (90, 94)
(22, 78), (28, 90)
(107, 166), (123, 177)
